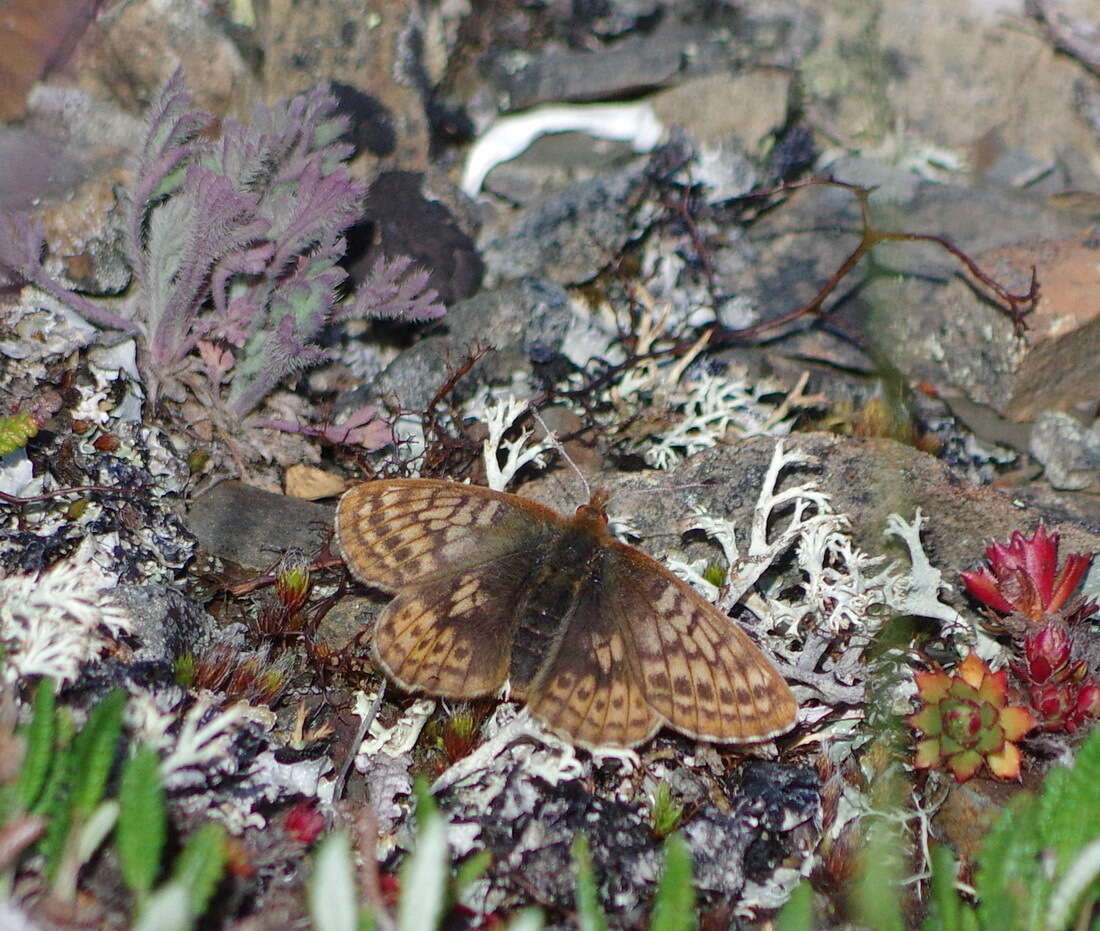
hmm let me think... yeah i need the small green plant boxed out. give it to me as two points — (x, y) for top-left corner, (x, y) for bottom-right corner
(4, 680), (226, 927)
(908, 652), (1037, 782)
(649, 781), (685, 838)
(573, 831), (698, 931)
(781, 727), (1100, 931)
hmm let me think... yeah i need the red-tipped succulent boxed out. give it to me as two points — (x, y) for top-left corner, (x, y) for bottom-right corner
(908, 653), (1037, 782)
(961, 524), (1094, 624)
(1011, 623), (1100, 733)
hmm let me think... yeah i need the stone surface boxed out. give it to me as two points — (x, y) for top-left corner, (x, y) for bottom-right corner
(1029, 411), (1100, 491)
(864, 234), (1100, 424)
(258, 0), (430, 172)
(479, 162), (651, 286)
(519, 433), (1100, 586)
(185, 481), (334, 571)
(344, 276), (572, 413)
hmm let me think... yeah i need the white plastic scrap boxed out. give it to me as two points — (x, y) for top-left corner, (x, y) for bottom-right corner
(461, 101), (665, 196)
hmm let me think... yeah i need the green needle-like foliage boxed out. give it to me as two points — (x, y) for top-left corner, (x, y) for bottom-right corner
(16, 677), (56, 812)
(70, 689), (126, 819)
(649, 833), (695, 931)
(118, 746), (167, 900)
(398, 781), (449, 931)
(572, 834), (608, 931)
(172, 822), (228, 919)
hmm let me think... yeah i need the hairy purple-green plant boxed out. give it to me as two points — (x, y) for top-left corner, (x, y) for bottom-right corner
(0, 68), (445, 420)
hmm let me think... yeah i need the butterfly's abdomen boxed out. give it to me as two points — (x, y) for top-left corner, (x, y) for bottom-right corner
(508, 528), (601, 692)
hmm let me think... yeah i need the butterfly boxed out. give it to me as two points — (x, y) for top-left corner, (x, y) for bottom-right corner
(335, 479), (797, 749)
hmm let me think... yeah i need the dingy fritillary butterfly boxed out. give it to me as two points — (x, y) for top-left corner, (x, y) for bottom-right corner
(335, 479), (797, 749)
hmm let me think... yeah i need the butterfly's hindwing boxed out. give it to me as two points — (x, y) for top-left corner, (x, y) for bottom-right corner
(523, 578), (663, 747)
(374, 552), (537, 698)
(603, 541), (797, 741)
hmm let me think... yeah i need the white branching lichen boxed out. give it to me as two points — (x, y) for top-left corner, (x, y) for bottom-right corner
(464, 390), (555, 492)
(128, 690), (248, 790)
(0, 557), (131, 685)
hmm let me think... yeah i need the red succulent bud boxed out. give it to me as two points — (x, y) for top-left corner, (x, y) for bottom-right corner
(274, 548), (311, 613)
(1011, 624), (1073, 685)
(961, 524), (1094, 622)
(1073, 683), (1100, 721)
(284, 800), (326, 844)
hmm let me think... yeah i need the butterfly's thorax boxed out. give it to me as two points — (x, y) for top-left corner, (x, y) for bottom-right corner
(508, 508), (608, 692)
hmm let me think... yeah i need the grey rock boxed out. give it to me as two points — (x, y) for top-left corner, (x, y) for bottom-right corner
(352, 277), (571, 413)
(481, 6), (820, 111)
(112, 583), (219, 665)
(1029, 411), (1100, 491)
(185, 481), (334, 571)
(480, 164), (651, 286)
(480, 131), (640, 207)
(520, 433), (1100, 589)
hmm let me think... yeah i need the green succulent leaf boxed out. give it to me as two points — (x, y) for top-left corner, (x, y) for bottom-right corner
(17, 677), (57, 812)
(117, 746), (167, 898)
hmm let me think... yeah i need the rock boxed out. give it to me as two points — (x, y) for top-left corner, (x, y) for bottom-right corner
(474, 4), (819, 113)
(799, 0), (1100, 181)
(112, 583), (219, 666)
(258, 0), (430, 172)
(865, 234), (1100, 424)
(479, 162), (651, 286)
(60, 0), (252, 116)
(650, 70), (793, 154)
(1029, 411), (1100, 491)
(519, 433), (1100, 586)
(0, 0), (99, 120)
(343, 277), (571, 413)
(185, 481), (334, 571)
(346, 169), (482, 305)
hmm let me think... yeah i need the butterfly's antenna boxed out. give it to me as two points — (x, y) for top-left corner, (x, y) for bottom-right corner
(530, 408), (591, 502)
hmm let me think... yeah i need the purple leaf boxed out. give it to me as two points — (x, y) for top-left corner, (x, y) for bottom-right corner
(341, 254), (446, 323)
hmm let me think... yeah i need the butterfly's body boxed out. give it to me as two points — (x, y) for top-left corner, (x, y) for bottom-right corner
(336, 479), (796, 749)
(508, 503), (606, 691)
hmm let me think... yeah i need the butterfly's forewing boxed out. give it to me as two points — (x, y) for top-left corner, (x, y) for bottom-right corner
(602, 541), (797, 742)
(336, 480), (562, 589)
(522, 579), (663, 747)
(336, 480), (563, 698)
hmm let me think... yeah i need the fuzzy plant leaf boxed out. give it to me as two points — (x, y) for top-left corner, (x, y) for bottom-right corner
(921, 844), (980, 931)
(131, 881), (191, 931)
(398, 782), (449, 931)
(1035, 724), (1100, 874)
(37, 709), (76, 879)
(118, 745), (167, 899)
(649, 833), (695, 931)
(775, 880), (813, 931)
(13, 67), (446, 421)
(16, 676), (56, 812)
(70, 688), (125, 819)
(309, 830), (358, 931)
(342, 254), (446, 323)
(171, 821), (228, 921)
(975, 726), (1100, 931)
(572, 834), (608, 931)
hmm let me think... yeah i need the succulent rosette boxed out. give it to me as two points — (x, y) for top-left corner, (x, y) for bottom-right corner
(908, 653), (1037, 782)
(961, 524), (1094, 624)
